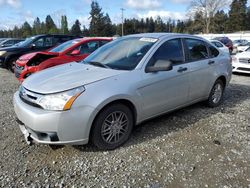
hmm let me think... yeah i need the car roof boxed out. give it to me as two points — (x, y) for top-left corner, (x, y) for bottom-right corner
(125, 33), (205, 40)
(31, 34), (76, 38)
(210, 39), (222, 43)
(80, 37), (112, 41)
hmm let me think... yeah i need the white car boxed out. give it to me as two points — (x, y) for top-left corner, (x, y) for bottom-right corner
(236, 42), (250, 53)
(232, 47), (250, 73)
(210, 40), (230, 55)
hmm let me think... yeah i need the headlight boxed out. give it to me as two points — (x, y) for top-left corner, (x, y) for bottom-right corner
(0, 51), (6, 56)
(36, 86), (85, 111)
(232, 56), (237, 62)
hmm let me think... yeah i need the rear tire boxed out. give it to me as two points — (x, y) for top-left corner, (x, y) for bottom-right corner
(206, 79), (225, 108)
(91, 103), (134, 150)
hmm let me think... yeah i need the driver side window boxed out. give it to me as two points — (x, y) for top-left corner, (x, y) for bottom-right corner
(148, 39), (184, 67)
(33, 38), (44, 47)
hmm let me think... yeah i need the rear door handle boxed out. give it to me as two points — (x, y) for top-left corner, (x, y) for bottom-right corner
(208, 60), (215, 65)
(177, 67), (188, 73)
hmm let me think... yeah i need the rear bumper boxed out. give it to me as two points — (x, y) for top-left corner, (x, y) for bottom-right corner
(13, 92), (96, 145)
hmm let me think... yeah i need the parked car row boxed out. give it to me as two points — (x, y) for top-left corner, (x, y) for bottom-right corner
(0, 34), (79, 71)
(0, 38), (24, 48)
(213, 37), (233, 54)
(13, 33), (232, 150)
(209, 37), (250, 74)
(15, 37), (112, 82)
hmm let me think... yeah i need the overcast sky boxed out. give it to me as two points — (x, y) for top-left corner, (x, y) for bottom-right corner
(0, 0), (248, 30)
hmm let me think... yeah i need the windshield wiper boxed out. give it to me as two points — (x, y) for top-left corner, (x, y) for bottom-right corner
(88, 61), (110, 69)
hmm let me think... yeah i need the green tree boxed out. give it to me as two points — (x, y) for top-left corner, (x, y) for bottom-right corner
(71, 19), (82, 36)
(21, 21), (32, 37)
(228, 0), (248, 32)
(102, 13), (115, 36)
(89, 1), (105, 36)
(45, 15), (58, 34)
(32, 17), (41, 35)
(61, 15), (69, 34)
(82, 25), (90, 36)
(212, 10), (228, 33)
(155, 16), (165, 32)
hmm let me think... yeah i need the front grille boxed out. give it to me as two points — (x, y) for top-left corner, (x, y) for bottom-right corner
(239, 58), (250, 64)
(15, 71), (21, 78)
(19, 86), (43, 109)
(19, 95), (42, 108)
(15, 64), (24, 78)
(237, 67), (250, 71)
(15, 64), (24, 70)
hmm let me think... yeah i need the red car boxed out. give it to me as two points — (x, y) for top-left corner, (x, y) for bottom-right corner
(15, 37), (112, 82)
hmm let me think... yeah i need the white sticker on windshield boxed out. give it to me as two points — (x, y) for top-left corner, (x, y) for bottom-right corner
(139, 37), (158, 43)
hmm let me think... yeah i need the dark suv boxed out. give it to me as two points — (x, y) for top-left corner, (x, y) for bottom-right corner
(0, 34), (78, 72)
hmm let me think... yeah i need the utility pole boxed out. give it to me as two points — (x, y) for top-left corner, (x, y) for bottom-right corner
(121, 8), (125, 36)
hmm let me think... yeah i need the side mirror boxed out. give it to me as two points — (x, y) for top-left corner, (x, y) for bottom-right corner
(145, 60), (173, 73)
(30, 43), (36, 49)
(70, 49), (80, 56)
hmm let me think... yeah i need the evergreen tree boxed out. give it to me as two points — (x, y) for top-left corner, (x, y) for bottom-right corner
(212, 11), (228, 33)
(148, 17), (155, 32)
(228, 0), (247, 32)
(102, 13), (114, 36)
(155, 16), (165, 32)
(40, 22), (46, 34)
(45, 15), (58, 34)
(89, 1), (105, 36)
(33, 17), (41, 35)
(71, 19), (82, 36)
(61, 15), (69, 34)
(22, 22), (32, 37)
(82, 25), (90, 36)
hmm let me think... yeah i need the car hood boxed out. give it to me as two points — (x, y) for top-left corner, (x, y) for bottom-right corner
(23, 63), (124, 94)
(19, 52), (39, 61)
(18, 51), (58, 61)
(236, 51), (250, 58)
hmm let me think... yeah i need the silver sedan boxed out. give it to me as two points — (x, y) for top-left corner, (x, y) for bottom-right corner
(14, 33), (232, 150)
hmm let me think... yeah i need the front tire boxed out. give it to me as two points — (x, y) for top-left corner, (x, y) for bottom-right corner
(8, 57), (17, 73)
(91, 103), (134, 150)
(206, 79), (225, 107)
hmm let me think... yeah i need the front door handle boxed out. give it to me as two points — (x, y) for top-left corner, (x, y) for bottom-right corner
(177, 67), (188, 73)
(208, 60), (215, 65)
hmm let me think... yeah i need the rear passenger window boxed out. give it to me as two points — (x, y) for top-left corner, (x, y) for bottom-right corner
(44, 37), (53, 47)
(99, 40), (109, 47)
(214, 42), (223, 48)
(185, 39), (209, 61)
(148, 39), (184, 66)
(60, 37), (71, 43)
(209, 45), (219, 57)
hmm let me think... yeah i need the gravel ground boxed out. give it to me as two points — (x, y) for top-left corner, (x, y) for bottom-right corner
(0, 68), (250, 187)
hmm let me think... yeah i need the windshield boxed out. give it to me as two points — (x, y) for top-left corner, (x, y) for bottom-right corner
(82, 37), (157, 70)
(15, 37), (34, 47)
(50, 39), (81, 53)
